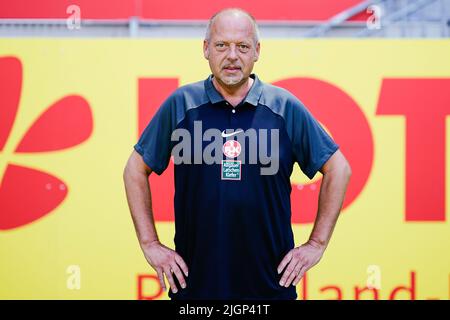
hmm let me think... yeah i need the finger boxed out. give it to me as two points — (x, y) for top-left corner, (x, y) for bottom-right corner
(277, 250), (293, 274)
(284, 261), (303, 287)
(174, 254), (189, 277)
(292, 265), (308, 286)
(164, 266), (179, 294)
(156, 268), (166, 292)
(170, 263), (187, 289)
(279, 259), (298, 286)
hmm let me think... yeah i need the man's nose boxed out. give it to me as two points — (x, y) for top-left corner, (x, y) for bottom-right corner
(226, 44), (238, 60)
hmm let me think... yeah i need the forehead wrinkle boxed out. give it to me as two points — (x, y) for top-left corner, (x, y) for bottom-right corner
(211, 28), (254, 45)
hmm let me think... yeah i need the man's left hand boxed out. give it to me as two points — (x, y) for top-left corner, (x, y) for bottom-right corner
(277, 240), (325, 287)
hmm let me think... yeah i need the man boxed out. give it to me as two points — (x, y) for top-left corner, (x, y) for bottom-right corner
(123, 8), (351, 300)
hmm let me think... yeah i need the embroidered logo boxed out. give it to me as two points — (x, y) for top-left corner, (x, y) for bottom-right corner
(222, 139), (241, 158)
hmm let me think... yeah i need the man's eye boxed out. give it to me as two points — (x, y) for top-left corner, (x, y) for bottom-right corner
(216, 43), (225, 48)
(238, 44), (250, 51)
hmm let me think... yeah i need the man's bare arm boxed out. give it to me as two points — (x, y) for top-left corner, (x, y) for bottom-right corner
(123, 150), (158, 246)
(309, 148), (352, 249)
(277, 149), (351, 287)
(123, 150), (188, 293)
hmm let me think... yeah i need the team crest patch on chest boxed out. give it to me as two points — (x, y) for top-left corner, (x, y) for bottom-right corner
(221, 160), (241, 180)
(222, 140), (242, 180)
(222, 140), (241, 158)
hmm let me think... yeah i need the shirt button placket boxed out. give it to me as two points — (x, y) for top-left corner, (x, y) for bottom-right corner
(230, 108), (238, 127)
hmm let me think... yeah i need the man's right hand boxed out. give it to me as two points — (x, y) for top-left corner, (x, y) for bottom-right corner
(142, 240), (189, 294)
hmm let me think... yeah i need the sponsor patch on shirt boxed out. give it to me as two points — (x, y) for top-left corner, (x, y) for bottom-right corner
(221, 160), (241, 180)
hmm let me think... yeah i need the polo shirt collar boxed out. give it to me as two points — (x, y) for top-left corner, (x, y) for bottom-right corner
(205, 73), (263, 107)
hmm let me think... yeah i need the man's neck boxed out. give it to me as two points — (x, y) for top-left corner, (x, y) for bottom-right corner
(212, 76), (254, 107)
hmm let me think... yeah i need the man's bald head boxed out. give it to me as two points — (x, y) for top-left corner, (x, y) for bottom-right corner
(205, 8), (260, 45)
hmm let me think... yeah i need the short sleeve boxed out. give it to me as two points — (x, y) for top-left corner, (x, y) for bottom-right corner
(134, 95), (175, 175)
(291, 101), (339, 179)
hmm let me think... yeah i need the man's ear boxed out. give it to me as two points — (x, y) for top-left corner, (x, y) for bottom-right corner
(203, 40), (209, 59)
(254, 42), (261, 62)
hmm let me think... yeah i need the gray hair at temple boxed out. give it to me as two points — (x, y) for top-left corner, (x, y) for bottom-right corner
(204, 8), (260, 45)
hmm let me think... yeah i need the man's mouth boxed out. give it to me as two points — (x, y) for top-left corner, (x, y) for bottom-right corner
(223, 66), (241, 72)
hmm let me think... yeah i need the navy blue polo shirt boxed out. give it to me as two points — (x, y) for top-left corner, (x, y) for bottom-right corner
(134, 74), (339, 300)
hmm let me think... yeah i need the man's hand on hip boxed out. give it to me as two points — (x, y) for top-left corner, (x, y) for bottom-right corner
(277, 240), (325, 288)
(142, 241), (189, 294)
